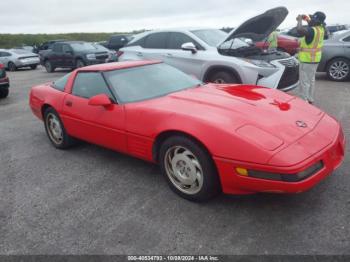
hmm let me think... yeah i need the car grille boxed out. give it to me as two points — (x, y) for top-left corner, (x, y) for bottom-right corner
(95, 52), (109, 60)
(277, 58), (299, 90)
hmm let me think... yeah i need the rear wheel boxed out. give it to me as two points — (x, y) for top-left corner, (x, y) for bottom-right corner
(8, 62), (16, 72)
(44, 107), (76, 149)
(159, 136), (221, 202)
(209, 71), (239, 84)
(45, 61), (55, 73)
(0, 88), (9, 98)
(327, 58), (350, 81)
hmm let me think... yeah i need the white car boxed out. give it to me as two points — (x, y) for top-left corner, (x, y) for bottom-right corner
(0, 49), (40, 71)
(119, 7), (299, 91)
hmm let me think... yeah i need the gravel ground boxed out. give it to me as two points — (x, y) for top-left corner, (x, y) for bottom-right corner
(0, 67), (349, 255)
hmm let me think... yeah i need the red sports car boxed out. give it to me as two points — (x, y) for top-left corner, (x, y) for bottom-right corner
(256, 35), (299, 55)
(0, 63), (10, 98)
(29, 61), (345, 201)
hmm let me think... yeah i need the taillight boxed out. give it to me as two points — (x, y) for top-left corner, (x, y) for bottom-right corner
(117, 51), (124, 58)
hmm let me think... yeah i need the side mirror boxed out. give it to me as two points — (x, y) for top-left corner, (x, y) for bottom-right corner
(181, 42), (197, 54)
(88, 94), (113, 107)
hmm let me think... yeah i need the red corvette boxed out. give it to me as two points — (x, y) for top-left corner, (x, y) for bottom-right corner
(256, 35), (299, 55)
(29, 61), (345, 201)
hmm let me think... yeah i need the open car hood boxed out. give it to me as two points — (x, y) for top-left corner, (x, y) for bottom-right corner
(219, 7), (289, 45)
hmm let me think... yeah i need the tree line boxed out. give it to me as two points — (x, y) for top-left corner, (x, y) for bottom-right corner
(0, 31), (145, 49)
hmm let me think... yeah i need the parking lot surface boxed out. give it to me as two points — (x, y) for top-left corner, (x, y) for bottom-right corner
(0, 67), (349, 255)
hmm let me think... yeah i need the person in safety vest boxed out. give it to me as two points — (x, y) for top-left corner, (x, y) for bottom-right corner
(296, 12), (327, 104)
(268, 30), (278, 51)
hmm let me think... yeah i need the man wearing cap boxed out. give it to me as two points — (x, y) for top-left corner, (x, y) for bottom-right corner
(296, 12), (327, 104)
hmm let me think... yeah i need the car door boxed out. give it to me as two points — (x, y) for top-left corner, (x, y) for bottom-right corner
(137, 32), (170, 61)
(51, 43), (64, 67)
(163, 32), (206, 78)
(61, 72), (127, 152)
(342, 34), (350, 58)
(62, 44), (74, 67)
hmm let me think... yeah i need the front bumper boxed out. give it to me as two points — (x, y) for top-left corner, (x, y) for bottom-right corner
(86, 59), (107, 65)
(214, 126), (345, 195)
(257, 57), (299, 92)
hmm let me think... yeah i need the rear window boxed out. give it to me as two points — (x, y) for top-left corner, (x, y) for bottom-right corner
(52, 73), (71, 91)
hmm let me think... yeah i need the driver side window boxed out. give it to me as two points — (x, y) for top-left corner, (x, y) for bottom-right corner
(72, 72), (114, 100)
(168, 32), (202, 50)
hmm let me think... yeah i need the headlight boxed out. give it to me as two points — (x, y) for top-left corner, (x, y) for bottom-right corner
(235, 161), (324, 182)
(243, 59), (275, 68)
(86, 53), (96, 60)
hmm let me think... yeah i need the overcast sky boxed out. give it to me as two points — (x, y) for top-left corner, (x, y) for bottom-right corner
(1, 0), (349, 34)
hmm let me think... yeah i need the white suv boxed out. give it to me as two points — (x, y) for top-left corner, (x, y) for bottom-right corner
(119, 7), (299, 91)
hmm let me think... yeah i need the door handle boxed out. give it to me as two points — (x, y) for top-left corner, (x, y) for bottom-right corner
(136, 52), (143, 57)
(65, 101), (73, 107)
(165, 53), (173, 57)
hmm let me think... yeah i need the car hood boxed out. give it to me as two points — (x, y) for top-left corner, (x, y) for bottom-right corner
(165, 84), (324, 148)
(219, 7), (289, 45)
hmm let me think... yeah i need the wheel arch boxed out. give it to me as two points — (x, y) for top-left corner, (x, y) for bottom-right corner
(41, 103), (53, 119)
(203, 65), (242, 83)
(326, 56), (350, 69)
(152, 130), (213, 164)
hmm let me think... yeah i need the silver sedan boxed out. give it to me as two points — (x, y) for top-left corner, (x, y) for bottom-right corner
(0, 49), (40, 71)
(318, 30), (350, 81)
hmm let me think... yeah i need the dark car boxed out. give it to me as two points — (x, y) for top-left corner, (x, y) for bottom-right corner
(327, 25), (348, 34)
(0, 64), (10, 98)
(42, 41), (110, 73)
(102, 35), (133, 51)
(36, 39), (67, 53)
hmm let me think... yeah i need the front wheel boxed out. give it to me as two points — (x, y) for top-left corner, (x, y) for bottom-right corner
(159, 136), (221, 202)
(0, 88), (9, 98)
(30, 65), (37, 70)
(209, 71), (239, 84)
(76, 59), (86, 68)
(44, 107), (76, 149)
(327, 58), (350, 81)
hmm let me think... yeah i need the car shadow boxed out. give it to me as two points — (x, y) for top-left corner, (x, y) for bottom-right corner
(66, 140), (331, 209)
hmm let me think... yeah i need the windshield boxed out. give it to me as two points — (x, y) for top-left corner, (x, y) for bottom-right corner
(70, 43), (96, 51)
(104, 63), (202, 103)
(191, 29), (228, 47)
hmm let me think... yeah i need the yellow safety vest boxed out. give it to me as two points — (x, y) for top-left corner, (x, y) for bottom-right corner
(268, 31), (278, 49)
(299, 26), (325, 63)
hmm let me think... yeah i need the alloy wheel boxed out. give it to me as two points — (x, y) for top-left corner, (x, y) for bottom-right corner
(46, 113), (63, 145)
(164, 146), (204, 195)
(329, 60), (349, 80)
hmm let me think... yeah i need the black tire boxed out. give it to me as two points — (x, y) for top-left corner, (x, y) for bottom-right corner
(209, 71), (239, 84)
(8, 62), (16, 72)
(159, 136), (221, 202)
(76, 59), (86, 68)
(30, 65), (37, 70)
(43, 107), (76, 149)
(326, 58), (350, 82)
(0, 88), (9, 98)
(45, 60), (55, 73)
